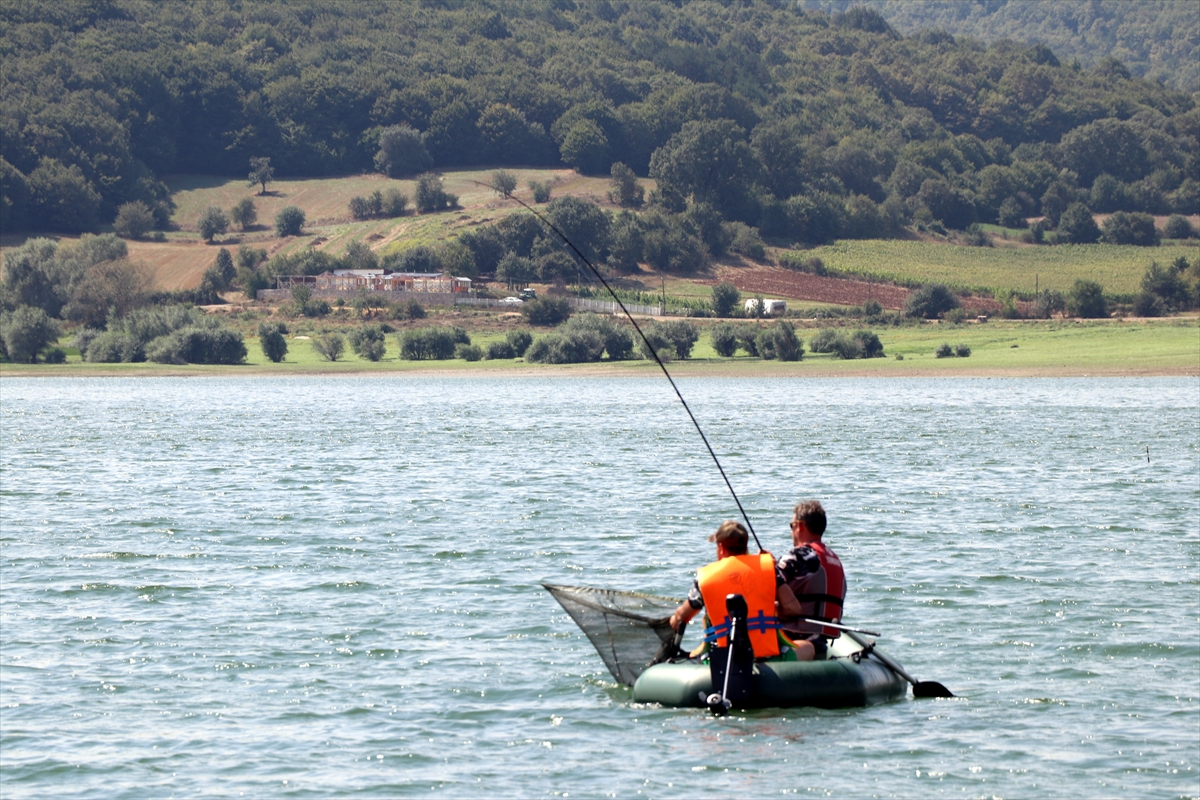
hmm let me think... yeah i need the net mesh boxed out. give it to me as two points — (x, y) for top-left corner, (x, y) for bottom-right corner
(543, 583), (685, 686)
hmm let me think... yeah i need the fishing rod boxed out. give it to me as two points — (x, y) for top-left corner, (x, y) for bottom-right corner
(480, 182), (762, 551)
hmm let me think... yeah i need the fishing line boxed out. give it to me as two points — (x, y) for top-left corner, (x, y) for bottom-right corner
(477, 184), (762, 550)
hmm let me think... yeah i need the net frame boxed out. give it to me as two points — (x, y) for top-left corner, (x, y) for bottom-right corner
(543, 583), (686, 685)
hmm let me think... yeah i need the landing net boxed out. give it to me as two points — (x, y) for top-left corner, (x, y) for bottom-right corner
(543, 583), (685, 686)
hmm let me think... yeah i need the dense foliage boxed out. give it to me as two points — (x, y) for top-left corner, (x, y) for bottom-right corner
(3, 0), (1196, 240)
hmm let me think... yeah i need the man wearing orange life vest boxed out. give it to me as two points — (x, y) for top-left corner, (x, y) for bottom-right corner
(668, 521), (802, 660)
(776, 500), (847, 662)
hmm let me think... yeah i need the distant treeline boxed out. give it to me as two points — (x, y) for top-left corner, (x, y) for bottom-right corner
(1, 0), (1197, 239)
(803, 0), (1200, 92)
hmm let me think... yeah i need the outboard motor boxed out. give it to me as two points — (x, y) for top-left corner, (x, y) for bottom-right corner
(706, 593), (755, 714)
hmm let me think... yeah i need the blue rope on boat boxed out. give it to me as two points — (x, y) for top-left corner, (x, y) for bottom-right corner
(703, 611), (779, 642)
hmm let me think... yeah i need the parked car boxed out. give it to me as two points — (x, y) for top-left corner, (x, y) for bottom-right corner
(501, 296), (524, 305)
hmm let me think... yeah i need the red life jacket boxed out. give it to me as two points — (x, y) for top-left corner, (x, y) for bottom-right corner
(786, 540), (846, 639)
(697, 553), (781, 658)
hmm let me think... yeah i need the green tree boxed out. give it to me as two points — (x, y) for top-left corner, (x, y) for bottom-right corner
(649, 120), (759, 220)
(347, 324), (387, 361)
(275, 206), (305, 237)
(63, 259), (151, 328)
(560, 119), (610, 175)
(248, 157), (274, 195)
(230, 198), (257, 230)
(1, 305), (62, 363)
(258, 321), (288, 363)
(114, 201), (154, 239)
(1067, 279), (1108, 318)
(521, 297), (571, 326)
(415, 174), (456, 213)
(1101, 212), (1160, 246)
(374, 125), (433, 177)
(528, 180), (552, 203)
(198, 206), (229, 242)
(312, 332), (345, 361)
(608, 162), (644, 207)
(490, 170), (517, 198)
(1056, 202), (1101, 244)
(711, 282), (741, 316)
(1164, 215), (1196, 239)
(27, 158), (101, 233)
(546, 196), (610, 265)
(904, 284), (961, 319)
(710, 322), (739, 357)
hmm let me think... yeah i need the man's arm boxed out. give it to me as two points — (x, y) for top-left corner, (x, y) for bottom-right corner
(776, 582), (801, 618)
(669, 601), (698, 631)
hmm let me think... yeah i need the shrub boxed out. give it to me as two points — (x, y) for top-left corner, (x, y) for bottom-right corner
(114, 201), (154, 239)
(771, 320), (804, 361)
(644, 320), (699, 359)
(1101, 211), (1159, 246)
(230, 197), (257, 230)
(374, 124), (432, 177)
(146, 327), (247, 364)
(258, 321), (289, 362)
(485, 340), (516, 359)
(560, 313), (634, 360)
(311, 333), (345, 361)
(0, 306), (62, 363)
(904, 284), (960, 318)
(43, 347), (66, 364)
(1133, 292), (1165, 317)
(1032, 290), (1066, 319)
(851, 330), (884, 358)
(711, 282), (741, 316)
(347, 325), (387, 361)
(529, 180), (552, 203)
(637, 326), (676, 362)
(490, 170), (517, 197)
(415, 173), (456, 213)
(521, 297), (571, 326)
(382, 189), (408, 217)
(1066, 279), (1108, 318)
(710, 322), (738, 357)
(935, 343), (953, 358)
(1057, 202), (1101, 244)
(86, 331), (144, 363)
(525, 331), (606, 364)
(455, 343), (483, 361)
(608, 162), (644, 207)
(954, 343), (971, 357)
(735, 324), (760, 356)
(275, 206), (305, 237)
(808, 328), (840, 353)
(198, 206), (229, 242)
(755, 328), (776, 360)
(1163, 214), (1196, 240)
(399, 326), (458, 360)
(349, 196), (372, 220)
(1140, 261), (1191, 312)
(506, 329), (533, 357)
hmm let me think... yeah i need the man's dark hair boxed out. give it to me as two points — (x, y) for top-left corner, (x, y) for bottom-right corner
(793, 501), (827, 537)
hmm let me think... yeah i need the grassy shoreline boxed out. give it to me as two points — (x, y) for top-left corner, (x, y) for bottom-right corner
(5, 319), (1196, 378)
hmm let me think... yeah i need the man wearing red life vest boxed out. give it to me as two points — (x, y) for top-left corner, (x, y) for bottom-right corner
(776, 500), (847, 662)
(668, 521), (801, 660)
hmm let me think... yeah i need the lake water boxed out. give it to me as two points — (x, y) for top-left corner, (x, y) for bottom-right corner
(1, 376), (1197, 799)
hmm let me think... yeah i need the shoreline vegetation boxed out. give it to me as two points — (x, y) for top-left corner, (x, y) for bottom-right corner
(4, 318), (1196, 378)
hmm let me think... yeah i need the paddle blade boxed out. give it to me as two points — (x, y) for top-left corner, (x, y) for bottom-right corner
(913, 681), (954, 699)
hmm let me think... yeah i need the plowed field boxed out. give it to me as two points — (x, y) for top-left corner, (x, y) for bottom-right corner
(711, 266), (1004, 314)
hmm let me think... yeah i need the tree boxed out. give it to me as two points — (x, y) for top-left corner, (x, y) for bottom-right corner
(490, 170), (517, 198)
(1066, 279), (1108, 318)
(710, 322), (739, 356)
(258, 321), (288, 363)
(711, 282), (741, 316)
(649, 120), (759, 220)
(114, 201), (154, 239)
(63, 259), (151, 328)
(1056, 202), (1100, 244)
(198, 206), (229, 242)
(27, 158), (101, 233)
(248, 157), (274, 195)
(904, 284), (961, 318)
(312, 332), (345, 361)
(275, 206), (305, 237)
(521, 297), (571, 326)
(528, 180), (552, 203)
(347, 324), (387, 361)
(374, 125), (433, 177)
(415, 174), (456, 213)
(608, 162), (644, 207)
(1139, 261), (1191, 312)
(1, 306), (62, 363)
(1164, 215), (1196, 239)
(1101, 212), (1160, 246)
(560, 119), (610, 175)
(546, 196), (610, 265)
(230, 198), (257, 230)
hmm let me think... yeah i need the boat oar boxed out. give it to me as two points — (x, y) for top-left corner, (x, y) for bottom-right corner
(797, 618), (880, 637)
(705, 617), (737, 717)
(844, 630), (954, 699)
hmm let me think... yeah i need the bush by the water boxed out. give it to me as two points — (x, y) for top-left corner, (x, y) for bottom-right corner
(485, 340), (516, 359)
(0, 306), (62, 363)
(521, 297), (571, 326)
(311, 333), (345, 362)
(639, 320), (699, 362)
(754, 319), (804, 361)
(399, 326), (462, 360)
(258, 321), (288, 362)
(1067, 279), (1109, 318)
(808, 328), (883, 359)
(347, 324), (387, 361)
(78, 305), (245, 364)
(507, 329), (533, 357)
(455, 343), (483, 361)
(935, 343), (954, 358)
(904, 284), (961, 319)
(524, 314), (633, 364)
(710, 322), (739, 357)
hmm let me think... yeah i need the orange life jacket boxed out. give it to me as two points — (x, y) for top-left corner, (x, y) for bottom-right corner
(697, 553), (780, 658)
(787, 540), (846, 639)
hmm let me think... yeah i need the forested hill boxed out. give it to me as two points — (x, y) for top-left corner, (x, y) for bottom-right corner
(2, 0), (1197, 240)
(803, 1), (1200, 92)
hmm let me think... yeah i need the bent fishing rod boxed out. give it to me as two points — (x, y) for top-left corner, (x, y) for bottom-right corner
(479, 184), (762, 551)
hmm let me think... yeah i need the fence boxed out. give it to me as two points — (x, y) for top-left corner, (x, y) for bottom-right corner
(454, 296), (663, 315)
(257, 290), (664, 316)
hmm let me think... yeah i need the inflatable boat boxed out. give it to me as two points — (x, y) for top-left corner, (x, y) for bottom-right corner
(632, 631), (907, 709)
